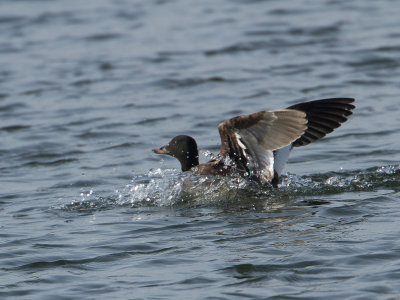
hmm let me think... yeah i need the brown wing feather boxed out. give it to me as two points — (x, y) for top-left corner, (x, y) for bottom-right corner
(217, 109), (307, 172)
(287, 98), (355, 147)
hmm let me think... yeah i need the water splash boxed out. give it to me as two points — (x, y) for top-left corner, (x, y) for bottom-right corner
(118, 168), (185, 207)
(59, 164), (400, 212)
(201, 150), (217, 160)
(280, 164), (400, 196)
(118, 167), (260, 207)
(123, 164), (400, 207)
(60, 191), (116, 213)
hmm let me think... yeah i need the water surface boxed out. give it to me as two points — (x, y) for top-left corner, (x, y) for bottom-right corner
(1, 0), (400, 299)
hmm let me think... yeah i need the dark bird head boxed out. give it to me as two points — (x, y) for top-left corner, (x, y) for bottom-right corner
(153, 135), (199, 171)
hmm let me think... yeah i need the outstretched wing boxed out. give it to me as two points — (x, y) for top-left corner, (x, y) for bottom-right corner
(217, 109), (307, 180)
(273, 98), (356, 178)
(287, 98), (355, 147)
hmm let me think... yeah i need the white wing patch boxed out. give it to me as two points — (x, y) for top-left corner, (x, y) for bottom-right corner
(273, 144), (292, 176)
(260, 150), (274, 182)
(234, 132), (247, 151)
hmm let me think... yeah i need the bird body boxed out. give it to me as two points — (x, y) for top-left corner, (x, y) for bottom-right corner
(153, 98), (355, 187)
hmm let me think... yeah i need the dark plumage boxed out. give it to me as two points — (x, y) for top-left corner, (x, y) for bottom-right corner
(153, 98), (355, 186)
(153, 135), (199, 171)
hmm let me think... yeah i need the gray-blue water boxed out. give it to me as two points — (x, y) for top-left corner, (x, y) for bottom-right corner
(1, 0), (400, 299)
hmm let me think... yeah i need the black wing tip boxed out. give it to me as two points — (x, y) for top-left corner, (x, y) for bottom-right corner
(292, 97), (355, 103)
(321, 97), (356, 115)
(311, 97), (355, 103)
(326, 97), (356, 110)
(326, 97), (355, 102)
(318, 97), (356, 109)
(290, 97), (356, 113)
(290, 97), (355, 148)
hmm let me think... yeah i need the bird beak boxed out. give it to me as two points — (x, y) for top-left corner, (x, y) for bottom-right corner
(152, 146), (168, 154)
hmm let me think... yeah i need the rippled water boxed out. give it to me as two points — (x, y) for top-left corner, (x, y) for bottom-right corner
(1, 0), (400, 299)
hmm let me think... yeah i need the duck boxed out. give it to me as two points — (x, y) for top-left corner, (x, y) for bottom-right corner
(153, 98), (355, 187)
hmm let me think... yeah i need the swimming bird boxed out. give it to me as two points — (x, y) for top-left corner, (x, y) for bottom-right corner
(153, 98), (355, 187)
